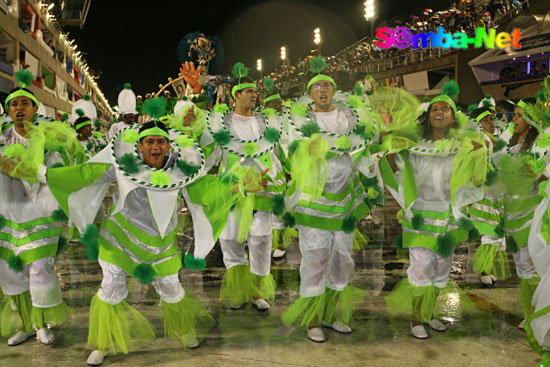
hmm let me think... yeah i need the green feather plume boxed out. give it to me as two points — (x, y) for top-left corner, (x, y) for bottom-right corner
(264, 127), (280, 143)
(264, 77), (274, 91)
(8, 255), (23, 272)
(437, 233), (455, 257)
(342, 215), (357, 234)
(213, 129), (231, 146)
(282, 212), (295, 228)
(347, 95), (363, 109)
(76, 108), (85, 117)
(176, 135), (195, 148)
(183, 253), (206, 271)
(124, 82), (132, 90)
(151, 170), (171, 186)
(177, 160), (200, 176)
(134, 263), (156, 284)
(232, 62), (248, 79)
(290, 102), (308, 117)
(300, 121), (320, 137)
(83, 94), (91, 101)
(441, 80), (460, 98)
(309, 56), (328, 74)
(15, 69), (34, 88)
(394, 233), (403, 250)
(51, 208), (68, 222)
(335, 136), (352, 151)
(262, 108), (277, 118)
(457, 217), (474, 231)
(143, 97), (167, 119)
(353, 82), (363, 96)
(0, 214), (6, 230)
(119, 153), (140, 174)
(80, 224), (99, 260)
(272, 194), (285, 216)
(213, 103), (229, 114)
(243, 142), (258, 156)
(56, 236), (67, 255)
(411, 213), (424, 230)
(4, 144), (25, 158)
(467, 104), (478, 114)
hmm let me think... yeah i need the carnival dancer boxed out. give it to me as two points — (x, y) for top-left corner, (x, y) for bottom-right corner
(203, 63), (286, 311)
(380, 81), (488, 339)
(108, 83), (138, 139)
(46, 98), (230, 365)
(281, 56), (381, 342)
(0, 70), (78, 346)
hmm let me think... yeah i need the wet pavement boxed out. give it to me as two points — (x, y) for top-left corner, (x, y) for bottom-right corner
(0, 194), (540, 366)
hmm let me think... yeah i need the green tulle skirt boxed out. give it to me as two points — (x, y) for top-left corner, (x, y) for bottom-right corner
(220, 265), (276, 306)
(472, 243), (511, 280)
(87, 294), (155, 354)
(31, 301), (72, 328)
(282, 286), (365, 328)
(162, 289), (215, 347)
(0, 291), (32, 336)
(385, 278), (442, 323)
(272, 228), (297, 250)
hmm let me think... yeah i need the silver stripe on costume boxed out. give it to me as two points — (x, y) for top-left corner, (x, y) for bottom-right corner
(402, 224), (459, 236)
(295, 191), (367, 218)
(0, 223), (62, 240)
(0, 236), (60, 255)
(100, 230), (178, 265)
(106, 217), (176, 255)
(404, 216), (453, 227)
(469, 214), (499, 226)
(472, 203), (502, 216)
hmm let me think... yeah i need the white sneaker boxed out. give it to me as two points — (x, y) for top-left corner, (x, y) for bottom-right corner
(307, 327), (326, 342)
(7, 330), (35, 346)
(489, 274), (497, 282)
(87, 350), (105, 366)
(411, 323), (429, 339)
(321, 320), (352, 333)
(428, 319), (447, 332)
(272, 249), (286, 259)
(480, 275), (493, 285)
(518, 319), (526, 330)
(251, 298), (270, 310)
(36, 327), (55, 345)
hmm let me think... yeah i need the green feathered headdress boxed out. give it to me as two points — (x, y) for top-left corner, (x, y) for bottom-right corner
(143, 97), (167, 119)
(306, 56), (336, 94)
(4, 70), (40, 110)
(429, 80), (459, 113)
(231, 62), (256, 98)
(264, 77), (274, 91)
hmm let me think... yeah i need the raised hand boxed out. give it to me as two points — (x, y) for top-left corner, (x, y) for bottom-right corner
(180, 61), (204, 94)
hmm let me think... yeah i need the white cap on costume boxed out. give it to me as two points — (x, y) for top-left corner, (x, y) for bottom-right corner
(118, 83), (138, 115)
(419, 97), (430, 113)
(70, 95), (98, 122)
(173, 99), (194, 114)
(478, 95), (496, 108)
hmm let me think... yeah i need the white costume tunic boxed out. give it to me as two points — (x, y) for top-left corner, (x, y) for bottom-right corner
(108, 122), (134, 140)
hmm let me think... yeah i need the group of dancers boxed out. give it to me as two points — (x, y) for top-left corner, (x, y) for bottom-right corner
(0, 56), (549, 366)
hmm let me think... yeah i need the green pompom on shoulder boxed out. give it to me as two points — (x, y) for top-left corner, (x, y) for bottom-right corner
(232, 62), (248, 79)
(76, 108), (85, 117)
(80, 224), (99, 260)
(151, 170), (171, 186)
(361, 175), (379, 188)
(485, 169), (498, 186)
(0, 214), (6, 230)
(213, 129), (231, 146)
(290, 102), (308, 117)
(347, 95), (363, 109)
(282, 212), (295, 228)
(176, 135), (195, 148)
(309, 56), (328, 74)
(123, 82), (132, 90)
(122, 130), (139, 143)
(134, 263), (156, 284)
(272, 194), (285, 216)
(51, 208), (68, 222)
(243, 142), (258, 156)
(4, 143), (25, 158)
(457, 217), (474, 231)
(468, 227), (480, 242)
(262, 107), (277, 118)
(176, 160), (200, 176)
(437, 233), (455, 257)
(86, 141), (94, 151)
(8, 255), (23, 272)
(15, 69), (34, 88)
(335, 136), (352, 151)
(213, 103), (229, 114)
(300, 121), (320, 137)
(493, 139), (507, 152)
(394, 233), (403, 250)
(264, 127), (280, 143)
(494, 218), (505, 238)
(342, 215), (357, 234)
(56, 236), (67, 255)
(441, 80), (460, 98)
(83, 94), (91, 101)
(119, 153), (140, 174)
(353, 82), (363, 96)
(411, 213), (424, 230)
(183, 253), (206, 271)
(506, 235), (518, 253)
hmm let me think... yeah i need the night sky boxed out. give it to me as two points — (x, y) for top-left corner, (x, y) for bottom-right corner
(69, 0), (450, 105)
